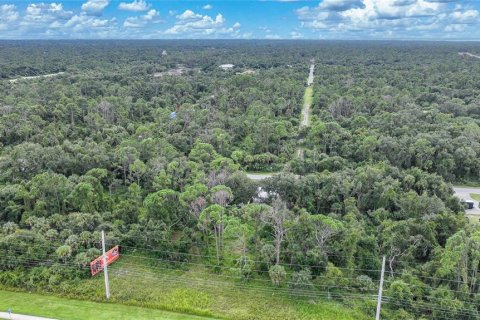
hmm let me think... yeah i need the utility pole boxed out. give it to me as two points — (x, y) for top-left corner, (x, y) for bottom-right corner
(101, 230), (111, 299)
(375, 256), (386, 320)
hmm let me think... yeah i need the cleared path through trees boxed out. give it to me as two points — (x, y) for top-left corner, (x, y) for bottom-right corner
(458, 52), (480, 59)
(296, 64), (315, 160)
(246, 61), (315, 180)
(8, 72), (65, 83)
(245, 172), (275, 180)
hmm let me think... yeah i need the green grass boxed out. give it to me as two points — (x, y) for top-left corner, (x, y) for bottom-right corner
(0, 290), (213, 320)
(1, 253), (371, 320)
(467, 214), (480, 224)
(470, 193), (480, 201)
(453, 182), (480, 188)
(304, 86), (313, 108)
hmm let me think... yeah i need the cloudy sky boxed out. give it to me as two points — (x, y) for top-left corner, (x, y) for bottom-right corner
(0, 0), (479, 40)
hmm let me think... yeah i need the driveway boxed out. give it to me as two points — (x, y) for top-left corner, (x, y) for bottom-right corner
(453, 186), (480, 214)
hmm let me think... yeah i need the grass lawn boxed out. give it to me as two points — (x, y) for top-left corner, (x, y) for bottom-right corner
(470, 193), (480, 201)
(0, 290), (213, 320)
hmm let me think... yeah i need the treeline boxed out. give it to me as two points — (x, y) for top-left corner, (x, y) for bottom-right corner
(1, 41), (480, 319)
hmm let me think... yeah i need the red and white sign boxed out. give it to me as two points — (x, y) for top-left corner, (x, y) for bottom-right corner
(90, 245), (120, 276)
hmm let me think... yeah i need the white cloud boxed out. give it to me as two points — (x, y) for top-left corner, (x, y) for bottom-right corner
(0, 4), (18, 30)
(444, 23), (465, 32)
(119, 0), (150, 12)
(22, 3), (73, 26)
(65, 13), (115, 32)
(81, 0), (110, 16)
(319, 0), (365, 11)
(165, 10), (238, 36)
(124, 9), (161, 27)
(265, 34), (281, 39)
(203, 4), (212, 10)
(177, 10), (203, 21)
(449, 10), (479, 24)
(0, 4), (18, 22)
(290, 31), (303, 38)
(295, 0), (480, 38)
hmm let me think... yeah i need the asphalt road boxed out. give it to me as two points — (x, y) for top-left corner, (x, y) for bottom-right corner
(453, 186), (480, 214)
(0, 312), (57, 320)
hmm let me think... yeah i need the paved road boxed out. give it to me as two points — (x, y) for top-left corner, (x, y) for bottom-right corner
(453, 186), (480, 214)
(0, 312), (57, 320)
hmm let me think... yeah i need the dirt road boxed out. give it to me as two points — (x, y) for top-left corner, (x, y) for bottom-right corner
(458, 52), (480, 59)
(9, 72), (65, 83)
(246, 61), (315, 179)
(307, 63), (314, 86)
(245, 172), (274, 180)
(296, 63), (315, 160)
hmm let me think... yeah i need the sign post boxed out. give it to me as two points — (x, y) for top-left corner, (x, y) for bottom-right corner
(102, 230), (111, 299)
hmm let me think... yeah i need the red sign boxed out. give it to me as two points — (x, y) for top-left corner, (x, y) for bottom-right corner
(90, 245), (120, 276)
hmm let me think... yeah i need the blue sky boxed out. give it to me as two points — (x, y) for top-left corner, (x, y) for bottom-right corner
(0, 0), (479, 39)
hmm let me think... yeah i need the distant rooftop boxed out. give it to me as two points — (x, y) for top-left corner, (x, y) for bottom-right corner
(219, 64), (234, 70)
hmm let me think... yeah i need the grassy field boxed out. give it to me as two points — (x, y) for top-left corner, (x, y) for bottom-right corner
(0, 290), (213, 320)
(1, 253), (372, 320)
(470, 193), (480, 201)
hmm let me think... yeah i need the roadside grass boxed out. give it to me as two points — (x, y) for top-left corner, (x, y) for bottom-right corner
(470, 193), (480, 201)
(0, 290), (213, 320)
(104, 255), (371, 320)
(2, 253), (371, 320)
(453, 182), (480, 188)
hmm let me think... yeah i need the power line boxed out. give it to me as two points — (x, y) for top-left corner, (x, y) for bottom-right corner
(6, 256), (376, 294)
(6, 254), (480, 318)
(382, 296), (480, 318)
(10, 258), (376, 302)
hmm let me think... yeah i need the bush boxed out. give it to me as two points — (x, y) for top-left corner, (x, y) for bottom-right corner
(269, 265), (286, 286)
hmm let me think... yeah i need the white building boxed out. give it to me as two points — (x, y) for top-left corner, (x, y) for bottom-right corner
(219, 64), (234, 70)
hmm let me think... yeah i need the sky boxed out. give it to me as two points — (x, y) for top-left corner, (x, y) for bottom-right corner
(0, 0), (479, 40)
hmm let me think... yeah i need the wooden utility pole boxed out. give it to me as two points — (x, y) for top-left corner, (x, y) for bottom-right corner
(375, 256), (386, 320)
(101, 230), (111, 299)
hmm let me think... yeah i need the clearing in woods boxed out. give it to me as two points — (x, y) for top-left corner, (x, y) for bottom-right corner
(8, 72), (65, 83)
(247, 61), (315, 178)
(458, 52), (480, 59)
(296, 67), (314, 160)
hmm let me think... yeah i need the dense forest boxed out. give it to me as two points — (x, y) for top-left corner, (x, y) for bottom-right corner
(1, 40), (480, 319)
